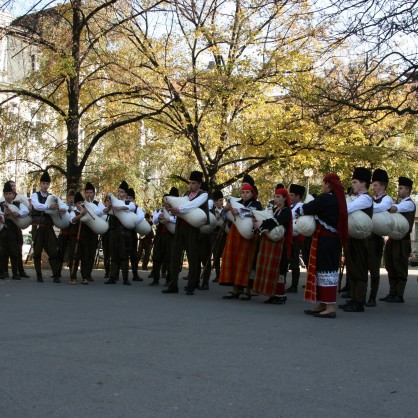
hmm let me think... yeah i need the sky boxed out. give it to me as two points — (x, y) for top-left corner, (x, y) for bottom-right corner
(2, 0), (62, 17)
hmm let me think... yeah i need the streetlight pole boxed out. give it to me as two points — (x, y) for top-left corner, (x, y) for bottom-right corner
(303, 169), (313, 195)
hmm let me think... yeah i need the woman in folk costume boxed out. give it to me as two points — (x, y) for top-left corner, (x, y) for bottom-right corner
(219, 182), (262, 300)
(297, 173), (348, 318)
(252, 187), (293, 305)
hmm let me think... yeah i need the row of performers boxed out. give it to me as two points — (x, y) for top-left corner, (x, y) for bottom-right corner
(0, 171), (153, 284)
(156, 168), (415, 320)
(0, 168), (415, 315)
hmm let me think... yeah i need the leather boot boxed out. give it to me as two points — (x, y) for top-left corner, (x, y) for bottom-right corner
(365, 297), (376, 307)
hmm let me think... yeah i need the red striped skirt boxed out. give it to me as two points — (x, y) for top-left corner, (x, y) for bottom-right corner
(253, 235), (284, 296)
(218, 224), (259, 287)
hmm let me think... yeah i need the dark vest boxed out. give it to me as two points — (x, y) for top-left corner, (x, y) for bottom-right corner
(31, 192), (53, 226)
(70, 210), (86, 237)
(400, 197), (416, 236)
(373, 194), (385, 204)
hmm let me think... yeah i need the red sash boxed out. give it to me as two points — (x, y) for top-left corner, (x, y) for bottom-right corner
(304, 223), (322, 303)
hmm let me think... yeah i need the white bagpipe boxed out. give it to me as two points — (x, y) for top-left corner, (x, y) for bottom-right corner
(200, 212), (217, 234)
(346, 196), (373, 239)
(14, 193), (31, 209)
(225, 197), (254, 240)
(45, 195), (71, 229)
(387, 213), (410, 240)
(371, 209), (409, 240)
(2, 202), (32, 229)
(294, 194), (316, 237)
(163, 195), (208, 228)
(107, 193), (139, 230)
(136, 219), (152, 236)
(371, 211), (394, 236)
(80, 202), (109, 235)
(161, 207), (176, 234)
(252, 207), (285, 242)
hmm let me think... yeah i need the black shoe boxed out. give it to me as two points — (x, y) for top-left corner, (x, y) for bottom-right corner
(379, 294), (394, 302)
(149, 280), (159, 286)
(53, 277), (61, 283)
(286, 286), (297, 294)
(123, 280), (131, 286)
(386, 296), (404, 303)
(365, 298), (376, 307)
(338, 301), (352, 309)
(212, 277), (219, 283)
(104, 279), (116, 284)
(132, 276), (141, 282)
(104, 272), (110, 279)
(19, 272), (30, 278)
(343, 302), (364, 312)
(185, 286), (195, 295)
(341, 292), (351, 299)
(199, 284), (209, 290)
(304, 309), (325, 315)
(37, 277), (44, 283)
(12, 275), (21, 280)
(87, 277), (94, 282)
(313, 311), (336, 319)
(340, 285), (350, 292)
(276, 296), (287, 305)
(162, 285), (179, 294)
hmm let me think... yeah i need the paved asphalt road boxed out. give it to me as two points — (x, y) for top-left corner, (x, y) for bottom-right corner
(1, 266), (418, 418)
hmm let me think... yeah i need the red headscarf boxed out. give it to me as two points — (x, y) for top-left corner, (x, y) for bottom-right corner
(241, 183), (258, 200)
(275, 188), (291, 208)
(274, 187), (293, 258)
(241, 184), (254, 192)
(323, 173), (348, 248)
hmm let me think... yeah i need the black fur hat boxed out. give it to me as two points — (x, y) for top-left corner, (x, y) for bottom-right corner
(40, 171), (51, 183)
(189, 171), (203, 183)
(118, 180), (129, 192)
(85, 182), (95, 192)
(74, 192), (84, 203)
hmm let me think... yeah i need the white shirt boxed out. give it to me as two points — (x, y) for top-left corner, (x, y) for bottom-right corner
(373, 195), (393, 213)
(347, 193), (373, 214)
(178, 192), (208, 214)
(89, 201), (105, 217)
(153, 209), (176, 225)
(31, 192), (68, 212)
(394, 197), (415, 213)
(135, 205), (145, 223)
(0, 201), (29, 218)
(291, 201), (303, 220)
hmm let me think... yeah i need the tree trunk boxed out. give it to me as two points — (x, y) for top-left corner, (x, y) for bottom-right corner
(66, 0), (82, 192)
